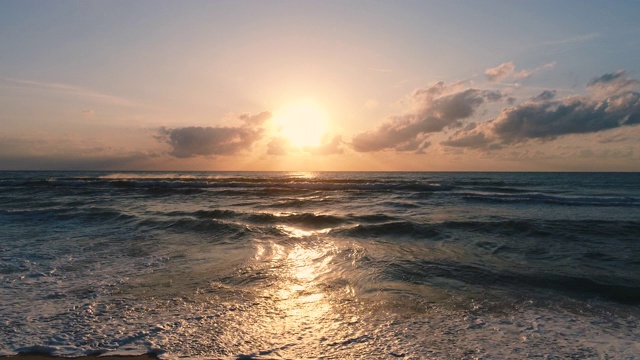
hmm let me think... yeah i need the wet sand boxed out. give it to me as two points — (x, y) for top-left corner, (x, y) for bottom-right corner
(2, 355), (159, 360)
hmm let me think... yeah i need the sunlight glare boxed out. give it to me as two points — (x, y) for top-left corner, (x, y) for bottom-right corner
(273, 100), (328, 148)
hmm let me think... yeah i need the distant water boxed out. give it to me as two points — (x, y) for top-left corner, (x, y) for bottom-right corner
(1, 171), (639, 359)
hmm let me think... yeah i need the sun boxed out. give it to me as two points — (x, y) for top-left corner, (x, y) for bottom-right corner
(272, 100), (328, 148)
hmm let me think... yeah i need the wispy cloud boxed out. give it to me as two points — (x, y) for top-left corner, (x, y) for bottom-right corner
(0, 77), (138, 107)
(537, 32), (601, 47)
(485, 62), (556, 83)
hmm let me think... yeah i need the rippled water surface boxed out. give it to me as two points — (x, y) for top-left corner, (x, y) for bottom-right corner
(1, 171), (639, 358)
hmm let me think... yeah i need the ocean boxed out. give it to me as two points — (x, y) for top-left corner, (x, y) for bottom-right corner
(1, 171), (639, 359)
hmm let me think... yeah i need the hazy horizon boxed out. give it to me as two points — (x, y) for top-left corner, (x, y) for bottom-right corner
(2, 1), (640, 171)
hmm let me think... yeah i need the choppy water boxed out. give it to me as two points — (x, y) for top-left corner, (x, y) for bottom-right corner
(1, 171), (639, 359)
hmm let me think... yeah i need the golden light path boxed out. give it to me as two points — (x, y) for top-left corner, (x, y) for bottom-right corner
(246, 224), (367, 357)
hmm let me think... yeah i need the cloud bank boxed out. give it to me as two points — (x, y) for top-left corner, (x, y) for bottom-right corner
(444, 71), (640, 148)
(351, 81), (505, 152)
(0, 134), (161, 170)
(148, 65), (639, 169)
(157, 112), (271, 158)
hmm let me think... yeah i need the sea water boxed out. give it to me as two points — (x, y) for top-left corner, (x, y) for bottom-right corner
(1, 171), (639, 359)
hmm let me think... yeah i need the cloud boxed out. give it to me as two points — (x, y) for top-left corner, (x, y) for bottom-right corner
(485, 62), (556, 82)
(351, 81), (505, 152)
(492, 96), (640, 143)
(577, 147), (634, 159)
(531, 90), (556, 102)
(266, 137), (290, 156)
(0, 133), (161, 170)
(238, 111), (272, 126)
(304, 135), (345, 155)
(442, 127), (491, 148)
(485, 62), (516, 82)
(593, 128), (637, 144)
(587, 70), (640, 97)
(444, 71), (640, 148)
(157, 111), (271, 158)
(267, 135), (345, 156)
(0, 133), (113, 157)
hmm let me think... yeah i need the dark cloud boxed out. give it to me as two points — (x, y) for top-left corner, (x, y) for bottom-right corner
(587, 70), (640, 96)
(531, 90), (556, 102)
(304, 135), (345, 155)
(493, 94), (640, 143)
(442, 131), (490, 148)
(443, 71), (640, 148)
(157, 111), (271, 158)
(351, 82), (505, 152)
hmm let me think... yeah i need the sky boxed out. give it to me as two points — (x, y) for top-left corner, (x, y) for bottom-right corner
(1, 0), (640, 171)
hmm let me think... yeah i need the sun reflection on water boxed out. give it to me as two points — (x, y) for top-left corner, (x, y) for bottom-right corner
(276, 224), (332, 238)
(285, 171), (319, 180)
(250, 225), (348, 352)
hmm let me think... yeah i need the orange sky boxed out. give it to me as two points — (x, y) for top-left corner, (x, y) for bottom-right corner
(1, 1), (640, 171)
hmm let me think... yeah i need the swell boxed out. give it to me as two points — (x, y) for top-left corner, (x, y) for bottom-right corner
(153, 218), (252, 239)
(439, 219), (640, 239)
(0, 176), (456, 194)
(384, 259), (640, 304)
(330, 218), (640, 242)
(5, 176), (638, 208)
(0, 206), (138, 225)
(462, 192), (638, 206)
(332, 221), (441, 239)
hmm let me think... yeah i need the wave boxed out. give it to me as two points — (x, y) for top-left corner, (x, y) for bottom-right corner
(1, 175), (458, 194)
(166, 209), (394, 230)
(144, 217), (252, 239)
(195, 209), (347, 229)
(462, 192), (638, 206)
(333, 221), (441, 239)
(0, 206), (138, 224)
(5, 174), (638, 207)
(441, 219), (640, 244)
